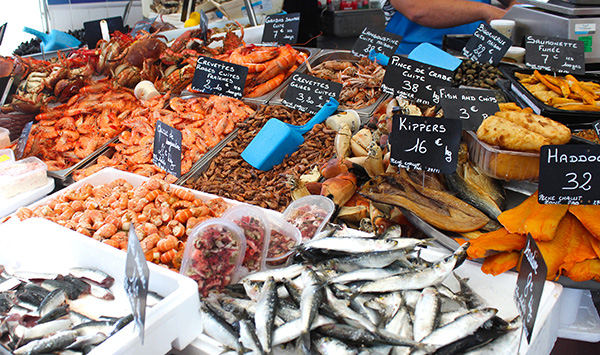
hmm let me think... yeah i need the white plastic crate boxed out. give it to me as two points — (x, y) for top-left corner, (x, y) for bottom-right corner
(558, 288), (600, 342)
(0, 218), (202, 355)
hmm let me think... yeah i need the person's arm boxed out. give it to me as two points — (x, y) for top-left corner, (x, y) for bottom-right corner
(389, 0), (507, 28)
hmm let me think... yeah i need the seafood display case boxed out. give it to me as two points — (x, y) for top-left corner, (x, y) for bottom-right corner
(270, 49), (388, 120)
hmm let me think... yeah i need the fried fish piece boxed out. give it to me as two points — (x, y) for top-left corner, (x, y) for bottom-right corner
(477, 115), (550, 152)
(494, 111), (571, 145)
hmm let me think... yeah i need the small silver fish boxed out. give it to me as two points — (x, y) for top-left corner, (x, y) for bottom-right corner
(15, 318), (73, 342)
(72, 320), (114, 337)
(14, 330), (77, 355)
(39, 289), (66, 318)
(315, 336), (358, 355)
(324, 287), (378, 334)
(419, 307), (498, 347)
(68, 267), (114, 288)
(255, 276), (277, 354)
(241, 264), (305, 282)
(299, 268), (324, 353)
(238, 320), (264, 355)
(272, 316), (335, 346)
(413, 287), (440, 341)
(200, 305), (242, 353)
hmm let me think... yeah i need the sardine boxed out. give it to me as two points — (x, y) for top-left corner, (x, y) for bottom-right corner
(242, 279), (262, 302)
(317, 324), (421, 348)
(433, 315), (513, 355)
(463, 316), (522, 355)
(241, 264), (305, 282)
(321, 249), (413, 273)
(146, 291), (163, 307)
(276, 299), (301, 322)
(89, 284), (114, 301)
(72, 320), (114, 337)
(68, 268), (114, 288)
(301, 237), (426, 254)
(327, 268), (406, 285)
(68, 311), (93, 327)
(15, 318), (73, 342)
(315, 336), (358, 355)
(419, 307), (498, 347)
(299, 268), (324, 353)
(109, 314), (133, 336)
(200, 305), (242, 353)
(413, 287), (440, 341)
(37, 306), (69, 324)
(324, 288), (378, 334)
(255, 276), (277, 354)
(39, 289), (66, 318)
(40, 280), (82, 300)
(364, 292), (403, 324)
(238, 320), (264, 355)
(272, 316), (335, 346)
(14, 330), (77, 355)
(66, 333), (107, 350)
(349, 295), (380, 329)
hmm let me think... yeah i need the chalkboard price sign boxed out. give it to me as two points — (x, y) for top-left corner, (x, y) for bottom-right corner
(190, 56), (248, 99)
(438, 87), (499, 130)
(389, 114), (462, 174)
(462, 22), (512, 66)
(282, 73), (342, 115)
(352, 27), (402, 58)
(262, 13), (300, 44)
(513, 234), (547, 343)
(594, 119), (600, 140)
(382, 56), (454, 106)
(14, 121), (33, 160)
(153, 120), (182, 178)
(125, 225), (149, 343)
(539, 145), (600, 205)
(525, 35), (585, 75)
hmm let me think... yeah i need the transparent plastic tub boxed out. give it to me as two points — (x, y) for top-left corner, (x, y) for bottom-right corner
(282, 195), (335, 240)
(222, 205), (271, 274)
(265, 215), (302, 268)
(0, 148), (15, 166)
(180, 218), (246, 297)
(0, 156), (48, 198)
(464, 130), (540, 182)
(0, 127), (10, 148)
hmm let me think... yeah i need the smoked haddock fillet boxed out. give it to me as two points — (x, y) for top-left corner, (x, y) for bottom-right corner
(524, 204), (569, 242)
(467, 228), (526, 259)
(564, 259), (600, 282)
(569, 204), (600, 241)
(481, 251), (520, 276)
(497, 192), (540, 235)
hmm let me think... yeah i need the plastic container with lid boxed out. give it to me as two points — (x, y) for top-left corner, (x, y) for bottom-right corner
(265, 214), (302, 268)
(222, 205), (271, 274)
(0, 156), (48, 199)
(0, 148), (15, 166)
(464, 130), (540, 182)
(0, 127), (10, 149)
(180, 218), (246, 297)
(283, 195), (335, 240)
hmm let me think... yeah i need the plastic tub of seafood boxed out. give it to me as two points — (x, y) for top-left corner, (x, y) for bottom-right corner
(0, 127), (10, 148)
(269, 49), (387, 118)
(0, 156), (48, 199)
(180, 218), (247, 297)
(282, 195), (335, 240)
(0, 176), (54, 217)
(464, 130), (540, 182)
(265, 214), (302, 268)
(0, 148), (15, 165)
(0, 217), (203, 354)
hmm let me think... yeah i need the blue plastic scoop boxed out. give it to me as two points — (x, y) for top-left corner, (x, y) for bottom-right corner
(23, 27), (81, 52)
(242, 98), (339, 171)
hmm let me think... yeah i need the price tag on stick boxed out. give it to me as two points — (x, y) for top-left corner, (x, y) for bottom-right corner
(539, 145), (600, 205)
(462, 22), (512, 66)
(525, 35), (585, 75)
(153, 120), (182, 178)
(262, 13), (300, 45)
(125, 224), (149, 344)
(382, 56), (454, 106)
(282, 73), (342, 115)
(190, 56), (248, 99)
(438, 87), (499, 130)
(351, 27), (402, 58)
(389, 114), (462, 174)
(514, 234), (547, 344)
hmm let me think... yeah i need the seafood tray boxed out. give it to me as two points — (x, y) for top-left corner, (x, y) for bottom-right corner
(0, 217), (203, 354)
(173, 247), (563, 355)
(46, 135), (118, 188)
(241, 46), (321, 105)
(499, 66), (600, 125)
(270, 49), (388, 118)
(0, 176), (54, 217)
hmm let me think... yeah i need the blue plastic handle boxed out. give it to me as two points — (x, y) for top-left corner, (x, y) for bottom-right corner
(286, 97), (339, 134)
(368, 49), (389, 66)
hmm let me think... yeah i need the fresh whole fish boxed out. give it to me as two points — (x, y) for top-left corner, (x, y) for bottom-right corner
(272, 316), (335, 346)
(68, 267), (114, 288)
(419, 307), (498, 347)
(413, 287), (440, 341)
(238, 320), (264, 355)
(255, 277), (277, 354)
(324, 288), (378, 334)
(38, 289), (66, 318)
(241, 264), (305, 282)
(14, 330), (77, 355)
(320, 249), (414, 272)
(301, 237), (427, 254)
(315, 336), (358, 355)
(200, 305), (242, 353)
(299, 268), (324, 353)
(14, 318), (73, 343)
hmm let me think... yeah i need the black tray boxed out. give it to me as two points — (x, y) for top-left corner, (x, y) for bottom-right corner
(499, 66), (600, 126)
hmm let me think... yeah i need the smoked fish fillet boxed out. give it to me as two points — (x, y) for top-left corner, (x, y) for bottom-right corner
(467, 228), (526, 259)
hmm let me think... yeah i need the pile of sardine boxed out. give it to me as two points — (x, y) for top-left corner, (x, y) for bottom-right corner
(0, 266), (158, 354)
(200, 227), (522, 355)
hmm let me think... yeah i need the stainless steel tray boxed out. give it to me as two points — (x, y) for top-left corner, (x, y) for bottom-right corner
(269, 49), (387, 118)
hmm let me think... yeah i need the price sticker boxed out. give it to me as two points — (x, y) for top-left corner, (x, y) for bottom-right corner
(514, 234), (547, 343)
(438, 87), (499, 130)
(382, 56), (454, 106)
(525, 35), (585, 75)
(539, 145), (600, 205)
(389, 114), (462, 174)
(14, 121), (33, 160)
(152, 120), (182, 178)
(190, 56), (248, 99)
(282, 72), (342, 115)
(351, 27), (402, 58)
(124, 225), (149, 344)
(262, 13), (300, 45)
(462, 22), (512, 66)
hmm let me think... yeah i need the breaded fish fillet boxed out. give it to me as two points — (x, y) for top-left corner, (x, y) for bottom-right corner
(477, 116), (550, 152)
(494, 111), (571, 145)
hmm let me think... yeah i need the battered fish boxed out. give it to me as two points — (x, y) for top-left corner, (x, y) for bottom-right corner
(477, 116), (549, 152)
(494, 111), (571, 145)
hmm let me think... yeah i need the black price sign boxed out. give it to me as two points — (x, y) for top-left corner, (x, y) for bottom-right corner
(539, 145), (600, 205)
(190, 56), (248, 99)
(130, 16), (156, 37)
(0, 23), (6, 46)
(84, 16), (125, 49)
(125, 225), (149, 344)
(462, 22), (512, 66)
(594, 119), (600, 140)
(282, 73), (342, 115)
(152, 120), (182, 178)
(389, 114), (462, 174)
(514, 234), (547, 343)
(438, 87), (499, 131)
(14, 121), (33, 160)
(382, 56), (454, 106)
(262, 13), (300, 45)
(525, 35), (585, 75)
(351, 27), (402, 58)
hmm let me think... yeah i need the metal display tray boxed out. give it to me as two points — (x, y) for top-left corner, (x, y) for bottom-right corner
(269, 49), (387, 118)
(499, 65), (600, 125)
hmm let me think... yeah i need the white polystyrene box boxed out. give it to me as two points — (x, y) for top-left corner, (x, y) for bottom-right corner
(0, 218), (203, 355)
